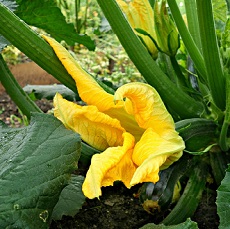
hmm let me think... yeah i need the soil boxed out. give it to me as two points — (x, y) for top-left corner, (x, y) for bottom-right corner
(0, 63), (219, 229)
(51, 184), (153, 229)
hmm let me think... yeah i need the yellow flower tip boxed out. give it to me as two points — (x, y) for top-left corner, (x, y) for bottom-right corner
(82, 132), (137, 199)
(53, 92), (61, 103)
(82, 176), (102, 199)
(129, 126), (185, 187)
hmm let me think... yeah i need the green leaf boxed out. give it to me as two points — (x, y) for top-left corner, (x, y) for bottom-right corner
(213, 0), (228, 22)
(140, 218), (198, 229)
(15, 0), (95, 50)
(0, 113), (81, 228)
(222, 18), (230, 49)
(52, 175), (85, 220)
(217, 164), (230, 229)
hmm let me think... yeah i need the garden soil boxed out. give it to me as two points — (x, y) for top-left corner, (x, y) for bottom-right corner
(0, 63), (219, 229)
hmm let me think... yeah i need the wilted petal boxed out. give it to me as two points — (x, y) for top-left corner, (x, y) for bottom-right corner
(82, 132), (137, 199)
(42, 35), (121, 112)
(54, 93), (125, 150)
(130, 128), (184, 186)
(114, 82), (175, 138)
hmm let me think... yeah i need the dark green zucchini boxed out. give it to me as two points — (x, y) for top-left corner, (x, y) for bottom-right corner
(175, 118), (218, 152)
(139, 154), (191, 214)
(162, 157), (209, 225)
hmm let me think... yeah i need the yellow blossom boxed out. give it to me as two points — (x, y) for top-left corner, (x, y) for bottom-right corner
(117, 0), (179, 57)
(117, 0), (158, 59)
(42, 35), (185, 199)
(153, 0), (179, 56)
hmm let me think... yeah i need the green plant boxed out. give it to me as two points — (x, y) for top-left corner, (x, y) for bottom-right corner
(0, 0), (230, 228)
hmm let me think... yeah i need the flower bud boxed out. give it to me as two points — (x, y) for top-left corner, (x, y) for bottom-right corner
(154, 0), (180, 56)
(117, 0), (158, 59)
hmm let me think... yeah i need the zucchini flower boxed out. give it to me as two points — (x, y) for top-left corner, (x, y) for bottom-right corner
(117, 0), (158, 59)
(43, 35), (185, 199)
(154, 0), (180, 56)
(117, 0), (179, 57)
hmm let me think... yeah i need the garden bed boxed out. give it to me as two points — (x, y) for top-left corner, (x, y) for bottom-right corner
(0, 91), (219, 229)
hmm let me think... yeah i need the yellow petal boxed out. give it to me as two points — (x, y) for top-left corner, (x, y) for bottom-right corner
(82, 132), (137, 199)
(105, 107), (145, 142)
(117, 0), (157, 57)
(54, 93), (125, 150)
(114, 82), (175, 137)
(131, 0), (156, 38)
(42, 35), (120, 112)
(130, 128), (184, 186)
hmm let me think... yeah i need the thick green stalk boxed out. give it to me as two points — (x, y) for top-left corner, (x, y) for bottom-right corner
(0, 3), (77, 94)
(96, 0), (204, 119)
(167, 0), (207, 81)
(0, 3), (112, 98)
(184, 0), (202, 52)
(0, 54), (42, 119)
(170, 56), (188, 89)
(197, 1), (226, 110)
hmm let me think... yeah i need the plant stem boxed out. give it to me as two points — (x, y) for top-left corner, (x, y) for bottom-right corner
(184, 0), (202, 52)
(0, 54), (42, 119)
(83, 0), (90, 34)
(219, 77), (230, 151)
(96, 0), (205, 119)
(170, 56), (188, 89)
(197, 1), (226, 110)
(0, 3), (77, 94)
(0, 3), (111, 98)
(75, 0), (81, 33)
(167, 0), (207, 82)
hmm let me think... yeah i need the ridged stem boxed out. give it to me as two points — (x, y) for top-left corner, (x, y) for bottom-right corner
(0, 3), (77, 94)
(167, 0), (207, 82)
(184, 0), (202, 52)
(96, 0), (205, 119)
(197, 0), (226, 110)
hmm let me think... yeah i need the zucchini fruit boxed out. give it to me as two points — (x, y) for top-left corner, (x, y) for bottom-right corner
(139, 154), (191, 214)
(176, 118), (218, 152)
(162, 157), (209, 225)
